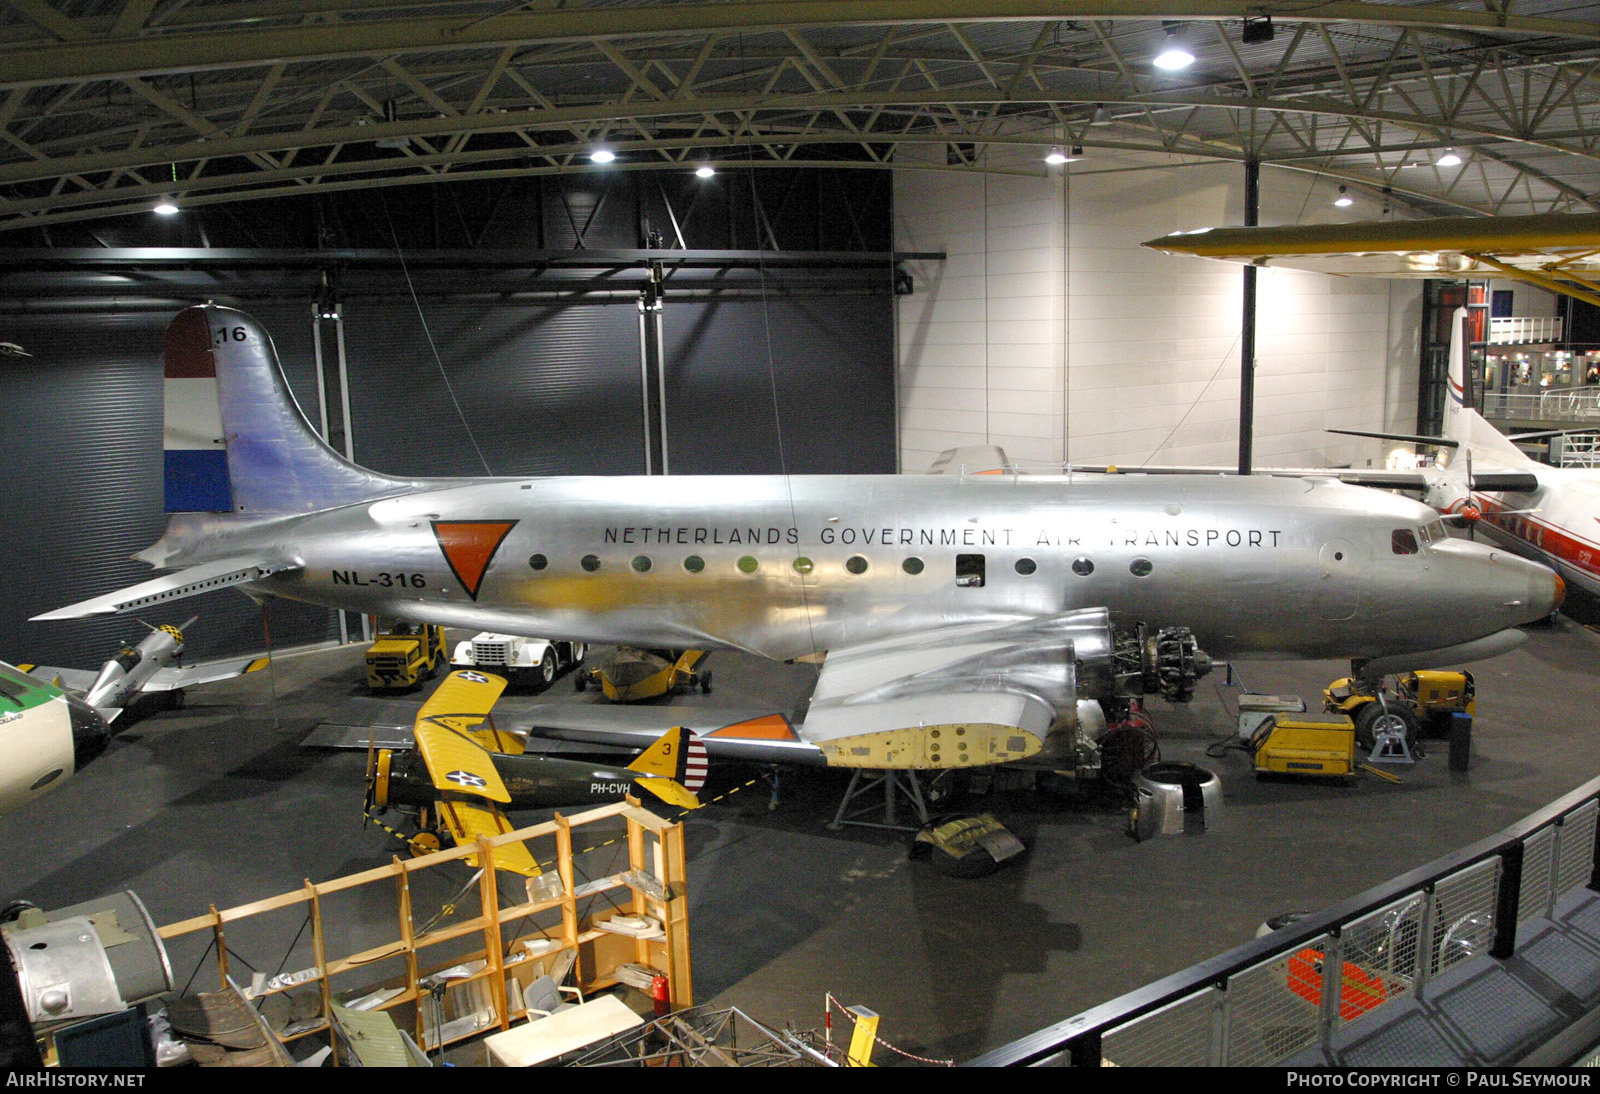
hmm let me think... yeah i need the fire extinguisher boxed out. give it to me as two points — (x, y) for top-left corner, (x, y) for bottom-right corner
(650, 974), (671, 1017)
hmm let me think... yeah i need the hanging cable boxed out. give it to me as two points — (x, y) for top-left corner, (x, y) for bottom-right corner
(737, 32), (821, 661)
(379, 193), (495, 476)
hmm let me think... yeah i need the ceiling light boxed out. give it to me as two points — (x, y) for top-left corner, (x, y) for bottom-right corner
(1436, 149), (1462, 167)
(1153, 24), (1195, 71)
(1334, 185), (1353, 208)
(1044, 148), (1071, 165)
(589, 148), (616, 164)
(153, 201), (179, 216)
(695, 165), (715, 178)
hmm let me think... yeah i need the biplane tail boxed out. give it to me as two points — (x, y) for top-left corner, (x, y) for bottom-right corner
(626, 727), (703, 810)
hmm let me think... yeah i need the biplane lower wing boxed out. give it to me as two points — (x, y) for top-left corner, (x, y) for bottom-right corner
(436, 799), (542, 877)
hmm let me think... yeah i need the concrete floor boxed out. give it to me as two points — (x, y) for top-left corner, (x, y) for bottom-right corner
(6, 615), (1600, 1064)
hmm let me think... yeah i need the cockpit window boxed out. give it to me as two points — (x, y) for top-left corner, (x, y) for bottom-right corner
(1392, 529), (1419, 555)
(1428, 519), (1447, 543)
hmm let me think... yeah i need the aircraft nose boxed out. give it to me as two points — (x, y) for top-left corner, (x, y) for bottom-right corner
(1546, 570), (1566, 615)
(1502, 553), (1563, 621)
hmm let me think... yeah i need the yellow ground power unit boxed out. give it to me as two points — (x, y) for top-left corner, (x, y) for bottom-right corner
(1250, 713), (1357, 779)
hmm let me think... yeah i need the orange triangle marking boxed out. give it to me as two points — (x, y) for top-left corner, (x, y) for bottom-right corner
(432, 520), (518, 600)
(707, 714), (797, 741)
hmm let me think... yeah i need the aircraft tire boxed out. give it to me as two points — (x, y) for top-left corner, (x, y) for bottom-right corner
(1354, 701), (1418, 754)
(569, 643), (586, 667)
(575, 672), (588, 692)
(700, 670), (713, 694)
(927, 845), (1004, 878)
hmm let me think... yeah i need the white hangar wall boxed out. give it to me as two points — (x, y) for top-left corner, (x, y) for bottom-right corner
(892, 146), (1423, 474)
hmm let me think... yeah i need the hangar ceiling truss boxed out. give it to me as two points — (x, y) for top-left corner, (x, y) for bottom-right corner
(2, 0), (1599, 231)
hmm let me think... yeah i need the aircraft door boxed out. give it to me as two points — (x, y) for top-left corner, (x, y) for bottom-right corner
(1318, 538), (1361, 621)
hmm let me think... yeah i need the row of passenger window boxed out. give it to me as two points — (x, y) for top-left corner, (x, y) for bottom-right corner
(526, 552), (1157, 579)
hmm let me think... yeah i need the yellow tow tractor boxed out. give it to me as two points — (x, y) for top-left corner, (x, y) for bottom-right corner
(364, 621), (448, 691)
(1324, 670), (1475, 754)
(577, 648), (711, 703)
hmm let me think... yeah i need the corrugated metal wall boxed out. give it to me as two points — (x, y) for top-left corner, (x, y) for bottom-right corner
(340, 300), (646, 477)
(0, 306), (339, 668)
(662, 296), (896, 474)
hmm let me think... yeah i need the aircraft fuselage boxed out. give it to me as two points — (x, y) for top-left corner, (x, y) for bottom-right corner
(154, 470), (1557, 664)
(1464, 464), (1600, 600)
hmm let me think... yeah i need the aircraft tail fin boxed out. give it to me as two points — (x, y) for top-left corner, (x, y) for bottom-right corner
(162, 306), (412, 515)
(627, 726), (693, 781)
(1442, 306), (1527, 464)
(626, 727), (703, 809)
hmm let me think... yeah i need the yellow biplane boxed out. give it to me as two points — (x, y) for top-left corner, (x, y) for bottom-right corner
(366, 670), (702, 876)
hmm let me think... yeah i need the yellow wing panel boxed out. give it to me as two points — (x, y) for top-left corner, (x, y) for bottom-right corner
(438, 800), (542, 877)
(417, 669), (509, 729)
(413, 722), (511, 803)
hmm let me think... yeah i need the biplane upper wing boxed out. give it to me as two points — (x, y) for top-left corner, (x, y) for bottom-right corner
(411, 670), (544, 874)
(1142, 212), (1600, 306)
(416, 668), (521, 753)
(412, 670), (512, 804)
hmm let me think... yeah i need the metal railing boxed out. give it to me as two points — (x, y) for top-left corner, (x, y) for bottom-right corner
(1483, 389), (1600, 422)
(1489, 316), (1563, 345)
(1552, 432), (1600, 468)
(967, 775), (1600, 1067)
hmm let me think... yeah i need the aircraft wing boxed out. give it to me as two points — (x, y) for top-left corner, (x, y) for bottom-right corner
(14, 665), (97, 692)
(519, 704), (826, 766)
(799, 623), (1058, 768)
(145, 656), (271, 692)
(31, 557), (298, 620)
(1141, 212), (1600, 307)
(435, 799), (542, 877)
(413, 671), (513, 805)
(417, 669), (521, 752)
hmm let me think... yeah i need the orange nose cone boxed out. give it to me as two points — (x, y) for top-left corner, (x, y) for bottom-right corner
(1552, 571), (1567, 612)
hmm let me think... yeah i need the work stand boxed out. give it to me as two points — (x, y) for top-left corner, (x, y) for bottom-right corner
(827, 768), (930, 832)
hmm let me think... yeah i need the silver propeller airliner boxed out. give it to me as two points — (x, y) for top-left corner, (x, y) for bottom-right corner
(36, 306), (1563, 775)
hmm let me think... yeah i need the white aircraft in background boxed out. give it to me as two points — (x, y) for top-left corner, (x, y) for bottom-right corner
(1332, 308), (1600, 601)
